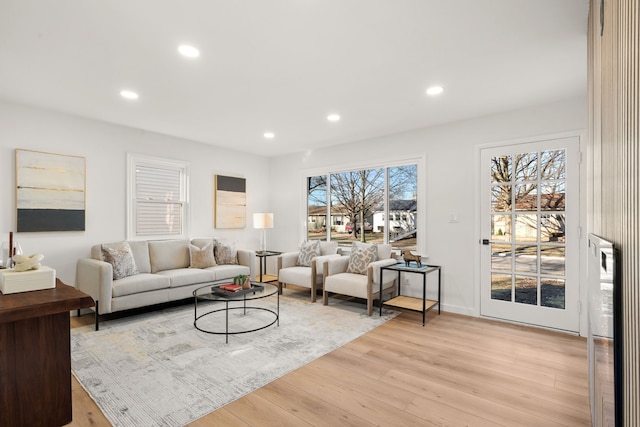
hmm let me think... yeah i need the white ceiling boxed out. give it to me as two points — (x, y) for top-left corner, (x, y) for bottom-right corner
(0, 0), (589, 157)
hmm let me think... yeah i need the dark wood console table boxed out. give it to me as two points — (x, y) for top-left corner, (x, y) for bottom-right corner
(0, 278), (94, 427)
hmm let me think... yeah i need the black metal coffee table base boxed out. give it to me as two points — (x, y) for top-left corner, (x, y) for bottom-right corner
(193, 283), (279, 343)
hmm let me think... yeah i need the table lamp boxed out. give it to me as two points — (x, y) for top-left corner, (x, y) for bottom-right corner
(253, 213), (274, 253)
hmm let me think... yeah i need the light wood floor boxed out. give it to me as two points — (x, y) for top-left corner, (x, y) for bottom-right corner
(68, 299), (591, 426)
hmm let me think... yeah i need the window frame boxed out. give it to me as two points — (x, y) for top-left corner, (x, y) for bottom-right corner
(302, 155), (426, 253)
(126, 153), (190, 240)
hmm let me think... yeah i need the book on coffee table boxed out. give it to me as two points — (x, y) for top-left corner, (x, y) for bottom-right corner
(218, 284), (241, 292)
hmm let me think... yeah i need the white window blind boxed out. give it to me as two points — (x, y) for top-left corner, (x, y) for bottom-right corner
(127, 154), (189, 240)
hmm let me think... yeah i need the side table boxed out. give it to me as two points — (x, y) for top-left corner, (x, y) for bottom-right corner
(379, 262), (441, 326)
(0, 279), (95, 427)
(255, 250), (282, 282)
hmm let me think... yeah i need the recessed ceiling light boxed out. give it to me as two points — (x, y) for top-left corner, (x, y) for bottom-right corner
(120, 90), (139, 100)
(426, 86), (444, 96)
(178, 45), (200, 58)
(263, 132), (275, 139)
(327, 114), (341, 122)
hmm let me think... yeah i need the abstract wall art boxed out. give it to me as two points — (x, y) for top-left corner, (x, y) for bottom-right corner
(16, 149), (86, 232)
(214, 174), (246, 229)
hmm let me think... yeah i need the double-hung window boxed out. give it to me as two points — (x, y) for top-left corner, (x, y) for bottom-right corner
(127, 153), (190, 240)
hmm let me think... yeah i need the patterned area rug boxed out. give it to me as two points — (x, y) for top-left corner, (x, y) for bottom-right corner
(71, 291), (398, 427)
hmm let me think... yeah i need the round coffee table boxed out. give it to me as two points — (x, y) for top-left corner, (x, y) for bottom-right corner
(193, 282), (279, 343)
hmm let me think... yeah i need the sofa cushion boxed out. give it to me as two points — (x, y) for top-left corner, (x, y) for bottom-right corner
(101, 241), (139, 280)
(319, 241), (339, 256)
(214, 241), (238, 265)
(278, 266), (313, 288)
(149, 240), (190, 273)
(346, 243), (378, 275)
(206, 264), (250, 281)
(111, 273), (170, 297)
(324, 272), (368, 298)
(297, 240), (320, 266)
(353, 241), (392, 260)
(127, 241), (151, 274)
(156, 268), (216, 288)
(189, 242), (217, 268)
(191, 238), (215, 249)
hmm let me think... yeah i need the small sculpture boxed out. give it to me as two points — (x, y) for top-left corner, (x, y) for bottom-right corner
(401, 249), (422, 267)
(13, 253), (44, 272)
(242, 276), (252, 289)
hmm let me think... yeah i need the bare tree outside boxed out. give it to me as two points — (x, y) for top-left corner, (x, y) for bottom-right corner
(330, 169), (384, 242)
(307, 175), (327, 240)
(306, 164), (418, 250)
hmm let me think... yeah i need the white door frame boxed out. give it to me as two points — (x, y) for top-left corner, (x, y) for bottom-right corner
(473, 131), (588, 335)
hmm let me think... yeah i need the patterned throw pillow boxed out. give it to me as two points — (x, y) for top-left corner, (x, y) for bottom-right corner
(346, 243), (378, 275)
(297, 240), (320, 267)
(189, 242), (217, 268)
(101, 241), (139, 280)
(214, 241), (238, 265)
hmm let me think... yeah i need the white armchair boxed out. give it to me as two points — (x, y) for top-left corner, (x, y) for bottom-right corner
(277, 241), (341, 302)
(323, 243), (398, 316)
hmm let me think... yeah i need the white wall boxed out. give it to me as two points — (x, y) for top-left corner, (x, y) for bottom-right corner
(0, 100), (272, 285)
(269, 96), (588, 323)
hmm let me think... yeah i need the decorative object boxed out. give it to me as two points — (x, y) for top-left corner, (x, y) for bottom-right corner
(296, 240), (320, 267)
(188, 242), (217, 268)
(347, 243), (378, 274)
(0, 265), (56, 294)
(12, 253), (44, 272)
(16, 149), (86, 232)
(71, 292), (398, 427)
(401, 249), (422, 267)
(242, 276), (251, 289)
(101, 241), (139, 280)
(0, 233), (22, 269)
(214, 241), (238, 265)
(232, 274), (248, 285)
(214, 175), (246, 229)
(253, 212), (274, 253)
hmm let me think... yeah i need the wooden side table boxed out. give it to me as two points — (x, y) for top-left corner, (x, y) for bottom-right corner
(255, 250), (282, 282)
(379, 262), (441, 326)
(0, 279), (94, 427)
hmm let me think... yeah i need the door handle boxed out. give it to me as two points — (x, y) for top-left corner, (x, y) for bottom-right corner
(481, 239), (490, 245)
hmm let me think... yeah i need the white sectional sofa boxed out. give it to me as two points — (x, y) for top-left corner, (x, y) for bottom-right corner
(76, 238), (255, 329)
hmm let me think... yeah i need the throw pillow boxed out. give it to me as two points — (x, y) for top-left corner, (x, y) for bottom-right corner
(101, 241), (139, 280)
(189, 242), (217, 268)
(346, 243), (378, 275)
(214, 241), (238, 265)
(297, 240), (320, 267)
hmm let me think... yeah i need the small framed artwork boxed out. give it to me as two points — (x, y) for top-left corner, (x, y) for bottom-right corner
(16, 149), (86, 232)
(214, 174), (246, 228)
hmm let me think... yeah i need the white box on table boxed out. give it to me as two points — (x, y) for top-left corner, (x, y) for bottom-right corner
(0, 266), (56, 294)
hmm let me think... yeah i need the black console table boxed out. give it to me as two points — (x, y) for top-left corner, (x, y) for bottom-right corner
(379, 262), (441, 326)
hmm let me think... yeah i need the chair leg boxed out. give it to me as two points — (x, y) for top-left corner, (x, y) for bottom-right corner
(367, 299), (373, 316)
(323, 290), (328, 305)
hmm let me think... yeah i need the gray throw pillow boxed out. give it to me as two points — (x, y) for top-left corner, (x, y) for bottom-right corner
(297, 240), (320, 267)
(101, 241), (139, 280)
(189, 242), (217, 268)
(346, 243), (378, 275)
(214, 241), (238, 265)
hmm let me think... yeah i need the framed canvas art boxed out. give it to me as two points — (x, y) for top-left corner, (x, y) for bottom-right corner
(16, 149), (86, 232)
(214, 175), (246, 228)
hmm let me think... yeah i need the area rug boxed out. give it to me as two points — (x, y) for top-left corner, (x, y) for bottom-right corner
(71, 291), (398, 427)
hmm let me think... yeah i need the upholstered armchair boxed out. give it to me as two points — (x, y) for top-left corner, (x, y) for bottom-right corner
(277, 241), (341, 302)
(323, 243), (398, 316)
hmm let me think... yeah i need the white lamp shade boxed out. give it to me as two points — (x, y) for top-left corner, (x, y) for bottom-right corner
(253, 213), (274, 229)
